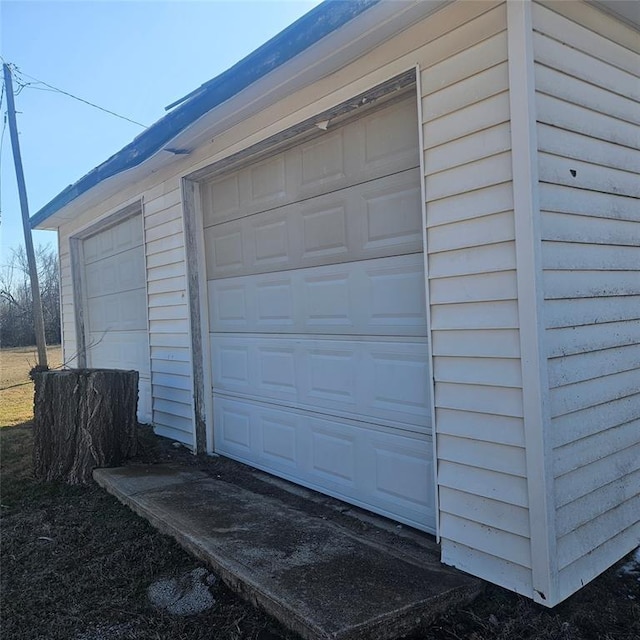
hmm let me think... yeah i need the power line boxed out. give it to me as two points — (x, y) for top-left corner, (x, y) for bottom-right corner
(16, 85), (58, 93)
(8, 63), (148, 129)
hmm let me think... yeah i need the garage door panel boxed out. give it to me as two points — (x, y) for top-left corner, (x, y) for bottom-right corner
(220, 400), (252, 451)
(86, 289), (147, 333)
(304, 273), (351, 328)
(310, 425), (356, 486)
(202, 97), (419, 227)
(368, 260), (428, 327)
(204, 172), (240, 222)
(301, 128), (347, 190)
(253, 215), (291, 270)
(83, 215), (144, 264)
(211, 335), (430, 430)
(248, 153), (287, 204)
(85, 246), (146, 297)
(300, 204), (348, 262)
(363, 99), (421, 171)
(261, 413), (298, 467)
(257, 345), (296, 394)
(367, 350), (430, 418)
(208, 222), (245, 274)
(209, 253), (427, 336)
(369, 435), (434, 511)
(362, 177), (424, 252)
(87, 330), (150, 376)
(213, 395), (434, 531)
(204, 167), (422, 279)
(308, 348), (354, 404)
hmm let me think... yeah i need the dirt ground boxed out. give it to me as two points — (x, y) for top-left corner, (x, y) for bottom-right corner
(1, 422), (639, 640)
(1, 424), (296, 640)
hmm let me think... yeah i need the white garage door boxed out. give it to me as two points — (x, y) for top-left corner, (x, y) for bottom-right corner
(203, 95), (435, 532)
(82, 214), (151, 423)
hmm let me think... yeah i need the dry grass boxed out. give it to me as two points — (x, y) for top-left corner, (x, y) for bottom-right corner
(0, 345), (62, 427)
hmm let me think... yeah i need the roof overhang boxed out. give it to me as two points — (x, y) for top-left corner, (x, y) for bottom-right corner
(33, 0), (638, 230)
(33, 0), (451, 230)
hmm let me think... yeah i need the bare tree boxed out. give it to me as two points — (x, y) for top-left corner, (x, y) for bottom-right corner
(0, 244), (61, 347)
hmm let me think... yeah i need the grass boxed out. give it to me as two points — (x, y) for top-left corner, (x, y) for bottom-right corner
(0, 345), (62, 427)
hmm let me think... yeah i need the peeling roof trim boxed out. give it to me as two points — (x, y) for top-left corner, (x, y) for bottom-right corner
(31, 0), (380, 228)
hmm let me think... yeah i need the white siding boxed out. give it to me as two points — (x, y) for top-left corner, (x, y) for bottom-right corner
(533, 1), (640, 604)
(420, 1), (534, 596)
(143, 182), (194, 445)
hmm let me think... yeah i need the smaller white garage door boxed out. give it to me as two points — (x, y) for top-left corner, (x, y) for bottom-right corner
(203, 95), (435, 533)
(81, 214), (151, 422)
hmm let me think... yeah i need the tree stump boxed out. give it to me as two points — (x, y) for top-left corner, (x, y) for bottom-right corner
(33, 369), (139, 484)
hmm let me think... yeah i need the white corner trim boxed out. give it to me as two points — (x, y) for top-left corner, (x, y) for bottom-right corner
(139, 196), (154, 429)
(507, 0), (558, 606)
(415, 63), (441, 543)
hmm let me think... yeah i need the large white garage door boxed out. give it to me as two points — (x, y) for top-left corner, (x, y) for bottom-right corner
(82, 214), (151, 423)
(203, 95), (435, 532)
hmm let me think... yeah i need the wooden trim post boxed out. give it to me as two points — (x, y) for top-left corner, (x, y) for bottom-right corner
(182, 178), (208, 454)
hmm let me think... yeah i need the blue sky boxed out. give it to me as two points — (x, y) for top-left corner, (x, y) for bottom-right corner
(0, 0), (320, 255)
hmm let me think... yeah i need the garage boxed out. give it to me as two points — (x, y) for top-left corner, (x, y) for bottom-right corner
(80, 213), (151, 423)
(202, 94), (435, 532)
(40, 0), (640, 605)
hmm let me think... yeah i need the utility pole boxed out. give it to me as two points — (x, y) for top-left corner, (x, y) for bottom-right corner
(3, 63), (48, 368)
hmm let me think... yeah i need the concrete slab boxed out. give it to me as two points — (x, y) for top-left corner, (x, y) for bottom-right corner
(94, 464), (482, 640)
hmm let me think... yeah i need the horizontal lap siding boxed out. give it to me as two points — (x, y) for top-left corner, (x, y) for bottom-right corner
(421, 1), (533, 595)
(143, 183), (194, 446)
(533, 1), (640, 602)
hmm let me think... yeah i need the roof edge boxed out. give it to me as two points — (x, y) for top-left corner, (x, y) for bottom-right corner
(31, 0), (381, 228)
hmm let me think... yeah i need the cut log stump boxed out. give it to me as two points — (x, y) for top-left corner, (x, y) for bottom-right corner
(33, 369), (139, 484)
